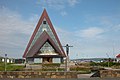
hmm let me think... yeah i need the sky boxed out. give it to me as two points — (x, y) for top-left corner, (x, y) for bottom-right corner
(0, 0), (120, 59)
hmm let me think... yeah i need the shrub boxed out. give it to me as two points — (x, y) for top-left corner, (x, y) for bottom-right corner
(42, 63), (60, 67)
(42, 68), (56, 71)
(70, 67), (90, 72)
(90, 62), (120, 67)
(58, 68), (65, 71)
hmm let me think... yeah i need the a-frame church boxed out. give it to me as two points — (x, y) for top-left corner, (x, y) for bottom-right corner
(23, 9), (66, 64)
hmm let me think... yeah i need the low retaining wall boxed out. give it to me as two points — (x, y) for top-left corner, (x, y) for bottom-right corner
(0, 71), (77, 78)
(100, 70), (120, 78)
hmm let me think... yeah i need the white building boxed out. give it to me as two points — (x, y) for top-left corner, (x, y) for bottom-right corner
(0, 57), (14, 63)
(116, 54), (120, 62)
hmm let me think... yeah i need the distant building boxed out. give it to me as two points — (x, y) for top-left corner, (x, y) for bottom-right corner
(0, 56), (14, 63)
(23, 9), (66, 64)
(116, 54), (120, 62)
(15, 59), (25, 64)
(0, 56), (4, 62)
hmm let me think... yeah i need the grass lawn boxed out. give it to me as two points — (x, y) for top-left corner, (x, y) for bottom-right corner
(0, 62), (24, 71)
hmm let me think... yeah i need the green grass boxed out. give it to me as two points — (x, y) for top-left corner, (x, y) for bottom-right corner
(0, 62), (24, 71)
(70, 67), (91, 74)
(90, 62), (120, 67)
(0, 63), (5, 71)
(6, 65), (24, 71)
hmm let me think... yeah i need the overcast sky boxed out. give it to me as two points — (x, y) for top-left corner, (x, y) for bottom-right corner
(0, 0), (120, 59)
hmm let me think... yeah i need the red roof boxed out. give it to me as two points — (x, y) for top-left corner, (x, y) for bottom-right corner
(26, 31), (64, 58)
(23, 9), (66, 58)
(116, 54), (120, 58)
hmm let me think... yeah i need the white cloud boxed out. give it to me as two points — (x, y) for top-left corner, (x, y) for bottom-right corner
(0, 7), (38, 58)
(37, 0), (65, 10)
(44, 0), (79, 8)
(56, 26), (114, 59)
(68, 0), (79, 6)
(0, 7), (37, 35)
(0, 6), (119, 59)
(76, 27), (104, 38)
(37, 0), (80, 15)
(46, 0), (65, 10)
(112, 24), (120, 31)
(60, 11), (67, 16)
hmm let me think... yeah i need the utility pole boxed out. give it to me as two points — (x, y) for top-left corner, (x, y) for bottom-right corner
(63, 44), (73, 71)
(106, 53), (110, 67)
(112, 43), (115, 62)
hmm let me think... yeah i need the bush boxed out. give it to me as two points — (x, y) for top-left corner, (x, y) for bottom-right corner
(42, 68), (56, 71)
(70, 67), (91, 72)
(58, 68), (65, 71)
(42, 63), (60, 67)
(41, 63), (63, 71)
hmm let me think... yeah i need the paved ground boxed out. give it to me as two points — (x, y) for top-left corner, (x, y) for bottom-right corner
(25, 64), (42, 69)
(77, 73), (93, 78)
(1, 78), (120, 80)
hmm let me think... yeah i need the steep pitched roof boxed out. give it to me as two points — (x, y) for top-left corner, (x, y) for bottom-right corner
(26, 31), (64, 57)
(116, 54), (120, 58)
(23, 9), (66, 58)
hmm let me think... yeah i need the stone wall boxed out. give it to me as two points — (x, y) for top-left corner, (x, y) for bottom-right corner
(0, 71), (77, 78)
(100, 70), (120, 78)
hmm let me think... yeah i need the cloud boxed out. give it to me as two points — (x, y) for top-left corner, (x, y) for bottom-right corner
(60, 11), (67, 16)
(38, 0), (79, 8)
(37, 0), (65, 10)
(56, 26), (112, 59)
(68, 0), (79, 6)
(0, 7), (38, 57)
(112, 24), (120, 31)
(0, 6), (119, 59)
(76, 27), (104, 38)
(0, 7), (37, 35)
(37, 0), (80, 15)
(46, 0), (65, 10)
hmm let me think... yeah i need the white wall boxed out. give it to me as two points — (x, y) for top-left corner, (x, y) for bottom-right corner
(1, 58), (14, 63)
(2, 58), (4, 62)
(53, 58), (61, 63)
(7, 59), (9, 63)
(34, 58), (42, 63)
(27, 58), (34, 64)
(117, 58), (120, 62)
(11, 60), (13, 63)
